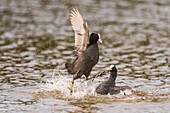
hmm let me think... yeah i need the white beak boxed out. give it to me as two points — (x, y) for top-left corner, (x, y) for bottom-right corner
(98, 33), (103, 44)
(105, 65), (115, 71)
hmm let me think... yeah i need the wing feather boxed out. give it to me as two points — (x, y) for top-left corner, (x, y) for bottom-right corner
(69, 8), (89, 52)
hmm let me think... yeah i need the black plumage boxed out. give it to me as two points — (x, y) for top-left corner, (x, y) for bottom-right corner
(95, 65), (132, 95)
(65, 8), (102, 93)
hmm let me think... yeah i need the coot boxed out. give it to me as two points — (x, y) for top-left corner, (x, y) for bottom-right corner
(95, 65), (132, 95)
(65, 8), (102, 93)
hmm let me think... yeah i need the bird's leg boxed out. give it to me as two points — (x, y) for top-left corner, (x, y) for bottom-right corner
(85, 71), (106, 81)
(85, 76), (94, 81)
(70, 79), (74, 94)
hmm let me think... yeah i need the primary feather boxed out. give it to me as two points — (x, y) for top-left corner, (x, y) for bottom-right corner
(69, 8), (89, 52)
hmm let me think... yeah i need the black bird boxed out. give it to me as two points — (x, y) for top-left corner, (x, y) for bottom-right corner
(95, 65), (132, 95)
(65, 8), (102, 93)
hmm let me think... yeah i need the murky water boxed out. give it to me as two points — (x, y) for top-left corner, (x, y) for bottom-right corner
(0, 0), (170, 112)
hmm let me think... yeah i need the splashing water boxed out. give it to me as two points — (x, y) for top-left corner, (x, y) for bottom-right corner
(37, 70), (170, 103)
(36, 71), (170, 103)
(39, 71), (97, 99)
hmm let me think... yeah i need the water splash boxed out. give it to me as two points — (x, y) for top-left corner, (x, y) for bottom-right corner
(37, 70), (170, 103)
(39, 71), (97, 99)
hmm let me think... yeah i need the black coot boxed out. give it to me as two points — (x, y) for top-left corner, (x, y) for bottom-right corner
(95, 65), (132, 95)
(65, 8), (102, 93)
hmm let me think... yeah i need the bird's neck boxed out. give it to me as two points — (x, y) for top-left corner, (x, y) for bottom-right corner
(88, 42), (98, 47)
(108, 72), (117, 82)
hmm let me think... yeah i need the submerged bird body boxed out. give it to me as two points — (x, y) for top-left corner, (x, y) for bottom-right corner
(95, 77), (116, 95)
(95, 65), (132, 95)
(65, 8), (102, 93)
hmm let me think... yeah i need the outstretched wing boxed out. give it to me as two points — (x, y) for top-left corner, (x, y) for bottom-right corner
(69, 8), (89, 52)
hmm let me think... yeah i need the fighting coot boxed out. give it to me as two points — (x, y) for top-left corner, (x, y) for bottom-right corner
(65, 8), (102, 93)
(95, 65), (132, 95)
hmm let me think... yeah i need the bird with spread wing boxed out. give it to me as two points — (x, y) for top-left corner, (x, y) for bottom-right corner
(65, 8), (102, 94)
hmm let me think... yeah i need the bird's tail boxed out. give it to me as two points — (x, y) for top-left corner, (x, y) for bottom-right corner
(65, 62), (72, 73)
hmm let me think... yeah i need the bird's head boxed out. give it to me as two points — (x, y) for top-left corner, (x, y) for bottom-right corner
(105, 65), (117, 78)
(89, 33), (102, 44)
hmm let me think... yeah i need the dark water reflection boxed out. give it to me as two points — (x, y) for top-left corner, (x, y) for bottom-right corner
(0, 0), (170, 112)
